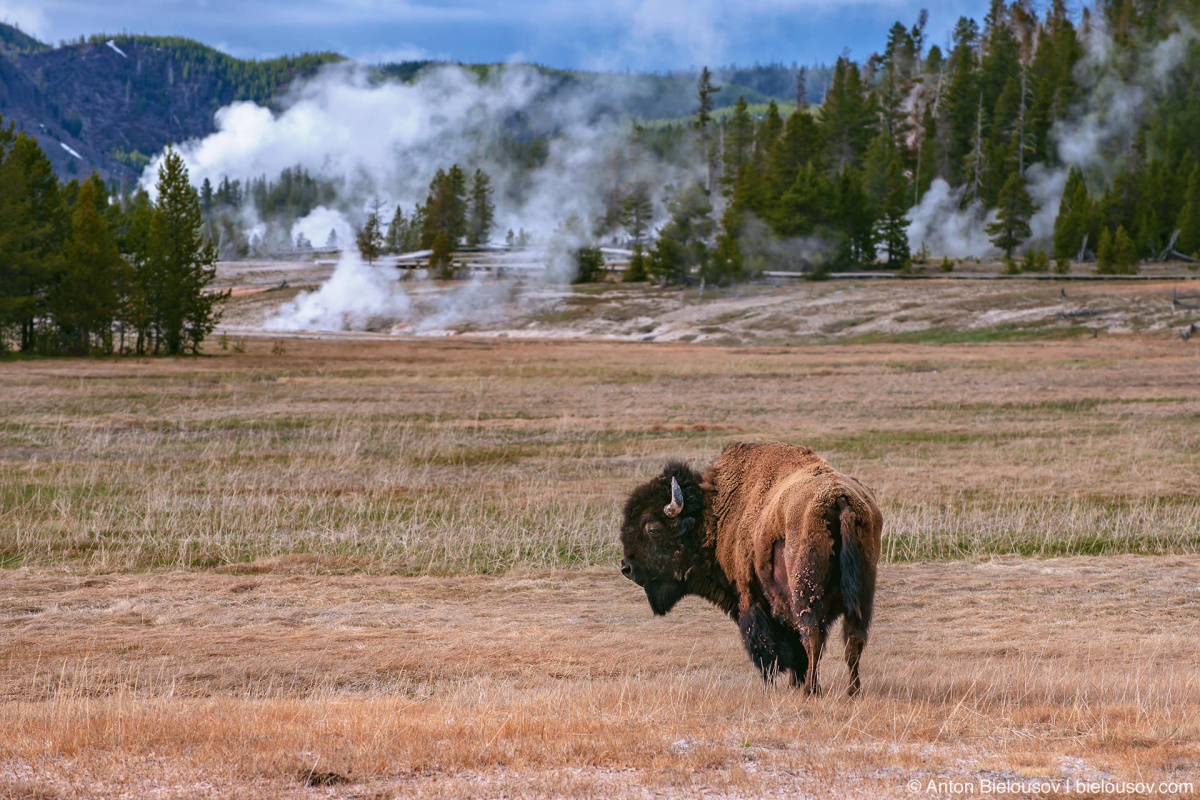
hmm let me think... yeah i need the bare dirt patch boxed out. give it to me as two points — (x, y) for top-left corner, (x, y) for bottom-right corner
(212, 258), (1200, 344)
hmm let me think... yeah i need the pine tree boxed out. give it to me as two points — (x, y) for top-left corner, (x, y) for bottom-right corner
(1096, 226), (1115, 273)
(864, 129), (900, 206)
(776, 163), (832, 238)
(875, 159), (911, 268)
(0, 128), (65, 352)
(447, 165), (468, 235)
(833, 167), (877, 267)
(54, 177), (130, 354)
(1112, 225), (1139, 274)
(467, 169), (495, 246)
(721, 97), (754, 196)
(621, 183), (653, 246)
(963, 95), (986, 204)
(429, 229), (453, 277)
(695, 67), (719, 131)
(823, 57), (872, 170)
(405, 206), (424, 252)
(574, 248), (604, 284)
(199, 178), (214, 215)
(651, 182), (713, 283)
(649, 235), (685, 284)
(1053, 167), (1090, 259)
(624, 244), (649, 282)
(758, 100), (784, 155)
(1097, 225), (1138, 274)
(711, 165), (754, 283)
(387, 205), (408, 254)
(878, 21), (916, 142)
(763, 111), (825, 224)
(986, 172), (1037, 257)
(695, 68), (721, 193)
(547, 214), (602, 284)
(356, 212), (384, 264)
(421, 166), (469, 248)
(943, 17), (981, 185)
(1176, 161), (1200, 256)
(120, 188), (155, 354)
(146, 146), (225, 355)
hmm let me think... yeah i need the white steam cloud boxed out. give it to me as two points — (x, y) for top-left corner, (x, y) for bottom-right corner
(906, 179), (997, 259)
(1054, 20), (1198, 169)
(144, 61), (697, 332)
(264, 250), (410, 332)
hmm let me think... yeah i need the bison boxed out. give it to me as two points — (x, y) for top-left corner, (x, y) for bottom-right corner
(619, 442), (883, 696)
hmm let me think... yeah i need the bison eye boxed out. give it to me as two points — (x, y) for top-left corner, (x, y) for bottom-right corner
(645, 522), (664, 537)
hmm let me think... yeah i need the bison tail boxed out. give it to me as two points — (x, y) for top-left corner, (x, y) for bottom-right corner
(837, 496), (873, 635)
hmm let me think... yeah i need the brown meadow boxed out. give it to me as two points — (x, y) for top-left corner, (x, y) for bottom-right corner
(2, 332), (1199, 797)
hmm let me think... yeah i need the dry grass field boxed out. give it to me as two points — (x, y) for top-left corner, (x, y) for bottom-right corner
(2, 326), (1200, 797)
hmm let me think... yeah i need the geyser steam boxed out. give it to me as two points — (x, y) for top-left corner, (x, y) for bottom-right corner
(144, 61), (694, 331)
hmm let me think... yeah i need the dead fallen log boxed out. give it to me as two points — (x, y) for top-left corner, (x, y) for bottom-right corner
(1172, 287), (1200, 310)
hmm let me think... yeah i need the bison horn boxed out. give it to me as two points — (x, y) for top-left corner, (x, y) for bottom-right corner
(664, 476), (684, 518)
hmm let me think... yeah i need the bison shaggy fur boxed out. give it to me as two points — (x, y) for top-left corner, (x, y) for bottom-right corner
(619, 442), (883, 696)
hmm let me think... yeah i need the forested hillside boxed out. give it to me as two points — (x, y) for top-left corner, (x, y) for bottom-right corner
(0, 23), (809, 187)
(0, 26), (342, 184)
(699, 0), (1200, 277)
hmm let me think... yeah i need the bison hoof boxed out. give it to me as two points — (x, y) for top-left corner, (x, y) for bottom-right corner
(847, 683), (861, 699)
(804, 683), (823, 697)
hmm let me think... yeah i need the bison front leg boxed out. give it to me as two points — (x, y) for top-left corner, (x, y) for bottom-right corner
(739, 605), (784, 683)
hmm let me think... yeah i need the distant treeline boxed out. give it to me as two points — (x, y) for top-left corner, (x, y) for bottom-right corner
(356, 0), (1200, 284)
(0, 118), (223, 356)
(636, 0), (1200, 282)
(86, 34), (344, 107)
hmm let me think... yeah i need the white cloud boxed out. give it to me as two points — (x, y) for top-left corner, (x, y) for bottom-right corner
(0, 0), (49, 39)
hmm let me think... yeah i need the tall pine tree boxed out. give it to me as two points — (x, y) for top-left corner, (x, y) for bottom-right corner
(146, 147), (226, 355)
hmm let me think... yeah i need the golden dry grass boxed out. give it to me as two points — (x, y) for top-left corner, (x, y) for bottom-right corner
(2, 335), (1199, 572)
(1, 334), (1199, 797)
(2, 558), (1199, 798)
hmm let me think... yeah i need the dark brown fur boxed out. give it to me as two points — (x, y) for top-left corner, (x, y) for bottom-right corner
(619, 442), (883, 696)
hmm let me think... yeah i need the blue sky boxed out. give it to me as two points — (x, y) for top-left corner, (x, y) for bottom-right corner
(3, 0), (990, 70)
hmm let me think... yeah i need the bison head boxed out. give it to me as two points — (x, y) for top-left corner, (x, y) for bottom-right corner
(619, 462), (706, 615)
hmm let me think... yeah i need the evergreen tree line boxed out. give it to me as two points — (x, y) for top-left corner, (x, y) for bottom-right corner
(87, 35), (343, 107)
(200, 167), (339, 221)
(354, 165), (497, 274)
(609, 0), (1200, 285)
(197, 167), (341, 259)
(1, 120), (224, 355)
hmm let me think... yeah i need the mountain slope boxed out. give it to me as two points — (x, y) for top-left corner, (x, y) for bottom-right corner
(0, 27), (341, 184)
(0, 23), (811, 184)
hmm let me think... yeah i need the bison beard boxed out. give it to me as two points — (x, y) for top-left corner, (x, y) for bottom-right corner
(618, 442), (883, 697)
(643, 579), (686, 616)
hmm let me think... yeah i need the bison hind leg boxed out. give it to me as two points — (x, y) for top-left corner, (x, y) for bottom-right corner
(843, 628), (865, 697)
(739, 605), (804, 684)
